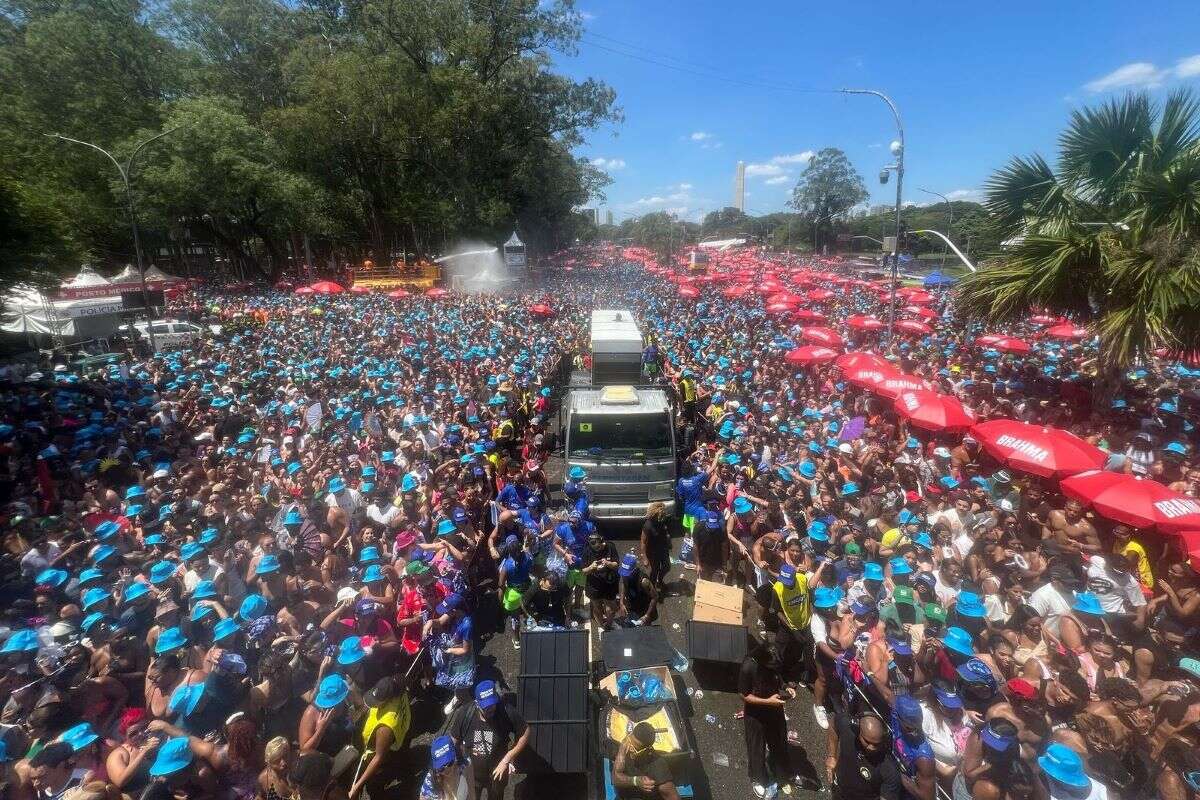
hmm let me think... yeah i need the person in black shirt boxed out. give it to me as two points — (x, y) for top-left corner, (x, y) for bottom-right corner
(449, 680), (528, 800)
(830, 710), (900, 800)
(611, 721), (680, 800)
(739, 638), (797, 797)
(521, 572), (568, 628)
(617, 554), (659, 627)
(582, 534), (620, 629)
(640, 503), (672, 592)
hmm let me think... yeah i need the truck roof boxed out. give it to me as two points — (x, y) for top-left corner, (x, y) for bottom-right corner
(568, 386), (671, 415)
(590, 308), (642, 354)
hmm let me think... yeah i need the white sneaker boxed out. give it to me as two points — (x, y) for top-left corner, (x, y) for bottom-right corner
(813, 703), (829, 730)
(752, 784), (767, 799)
(780, 784), (793, 796)
(443, 696), (459, 716)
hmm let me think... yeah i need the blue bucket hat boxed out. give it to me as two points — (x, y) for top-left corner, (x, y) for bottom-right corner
(863, 562), (884, 581)
(78, 567), (104, 585)
(255, 554), (280, 575)
(59, 722), (99, 751)
(889, 556), (912, 576)
(91, 545), (117, 565)
(198, 528), (220, 546)
(149, 737), (194, 777)
(337, 635), (367, 665)
(401, 474), (419, 492)
(328, 476), (346, 494)
(180, 542), (205, 562)
(941, 626), (976, 657)
(238, 594), (268, 622)
(567, 466), (588, 481)
(732, 496), (753, 514)
(358, 546), (381, 564)
(149, 560), (178, 585)
(123, 581), (151, 604)
(813, 587), (843, 609)
(1072, 591), (1105, 616)
(212, 617), (241, 642)
(955, 591), (986, 618)
(841, 482), (859, 496)
(0, 629), (39, 654)
(80, 613), (108, 633)
(314, 673), (351, 709)
(81, 587), (110, 611)
(363, 564), (386, 583)
(956, 657), (996, 687)
(1038, 742), (1090, 788)
(192, 579), (217, 600)
(94, 520), (121, 541)
(35, 568), (69, 588)
(155, 626), (188, 655)
(284, 510), (303, 526)
(436, 519), (457, 536)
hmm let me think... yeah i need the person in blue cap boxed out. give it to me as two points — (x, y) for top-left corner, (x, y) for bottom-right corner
(616, 552), (659, 627)
(446, 679), (529, 799)
(418, 734), (470, 800)
(495, 534), (533, 648)
(427, 592), (475, 715)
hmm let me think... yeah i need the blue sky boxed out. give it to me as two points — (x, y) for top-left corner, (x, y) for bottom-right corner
(553, 0), (1200, 222)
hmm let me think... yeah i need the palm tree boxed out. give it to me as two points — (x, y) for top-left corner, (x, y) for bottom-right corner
(956, 90), (1200, 404)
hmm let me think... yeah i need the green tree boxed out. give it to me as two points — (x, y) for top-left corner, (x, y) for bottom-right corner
(956, 91), (1200, 403)
(134, 97), (326, 280)
(700, 207), (749, 239)
(787, 147), (868, 250)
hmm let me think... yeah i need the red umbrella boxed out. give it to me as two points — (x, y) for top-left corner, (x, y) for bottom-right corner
(767, 292), (804, 306)
(529, 303), (554, 317)
(1029, 314), (1060, 326)
(308, 280), (345, 294)
(426, 287), (448, 297)
(679, 285), (700, 298)
(800, 326), (845, 348)
(723, 285), (749, 299)
(807, 289), (835, 302)
(757, 282), (785, 294)
(348, 285), (371, 294)
(992, 337), (1033, 354)
(766, 301), (797, 314)
(894, 390), (975, 431)
(294, 286), (314, 295)
(970, 420), (1107, 479)
(792, 309), (827, 323)
(387, 289), (410, 299)
(844, 365), (898, 391)
(1060, 471), (1200, 532)
(904, 306), (938, 321)
(847, 315), (885, 331)
(870, 373), (934, 399)
(975, 334), (1004, 347)
(1045, 323), (1089, 341)
(904, 291), (935, 304)
(785, 346), (839, 366)
(834, 351), (891, 373)
(895, 319), (933, 336)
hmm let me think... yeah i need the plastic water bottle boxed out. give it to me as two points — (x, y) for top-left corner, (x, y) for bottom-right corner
(704, 714), (717, 724)
(711, 752), (730, 768)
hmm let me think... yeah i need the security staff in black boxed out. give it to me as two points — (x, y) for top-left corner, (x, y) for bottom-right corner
(830, 709), (901, 800)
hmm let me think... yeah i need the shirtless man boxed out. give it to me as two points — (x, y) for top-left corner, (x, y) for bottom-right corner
(1048, 499), (1102, 555)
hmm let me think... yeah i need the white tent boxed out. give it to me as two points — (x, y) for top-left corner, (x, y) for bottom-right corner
(60, 265), (112, 290)
(1, 285), (126, 337)
(109, 263), (183, 284)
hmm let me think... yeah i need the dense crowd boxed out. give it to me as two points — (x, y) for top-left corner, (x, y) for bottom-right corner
(0, 250), (1197, 800)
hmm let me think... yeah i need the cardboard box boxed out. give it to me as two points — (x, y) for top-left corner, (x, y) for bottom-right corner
(692, 579), (743, 626)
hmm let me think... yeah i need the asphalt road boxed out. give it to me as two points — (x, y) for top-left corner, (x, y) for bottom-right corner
(395, 523), (829, 800)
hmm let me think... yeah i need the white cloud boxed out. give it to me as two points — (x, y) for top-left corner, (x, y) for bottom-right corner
(772, 151), (814, 165)
(745, 163), (784, 178)
(1084, 62), (1165, 93)
(764, 175), (791, 185)
(745, 150), (815, 179)
(590, 157), (626, 171)
(867, 142), (883, 149)
(578, 10), (595, 20)
(1083, 54), (1200, 92)
(676, 183), (693, 191)
(946, 188), (982, 201)
(634, 195), (667, 206)
(690, 131), (713, 141)
(1176, 54), (1200, 79)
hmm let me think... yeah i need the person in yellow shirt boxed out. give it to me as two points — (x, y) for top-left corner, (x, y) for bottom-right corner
(772, 564), (813, 682)
(1113, 524), (1153, 589)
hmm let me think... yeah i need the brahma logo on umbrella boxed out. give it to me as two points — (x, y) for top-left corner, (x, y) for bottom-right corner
(995, 435), (1050, 463)
(1153, 498), (1200, 519)
(902, 393), (921, 412)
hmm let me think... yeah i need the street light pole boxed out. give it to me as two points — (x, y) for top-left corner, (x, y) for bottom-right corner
(45, 126), (184, 353)
(841, 88), (904, 344)
(917, 188), (952, 269)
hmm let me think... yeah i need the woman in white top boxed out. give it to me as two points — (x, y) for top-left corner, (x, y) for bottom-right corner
(920, 680), (971, 782)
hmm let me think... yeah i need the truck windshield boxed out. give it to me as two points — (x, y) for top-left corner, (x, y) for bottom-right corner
(569, 412), (672, 459)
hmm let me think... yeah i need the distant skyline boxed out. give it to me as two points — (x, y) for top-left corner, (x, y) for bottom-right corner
(554, 0), (1200, 222)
